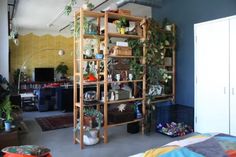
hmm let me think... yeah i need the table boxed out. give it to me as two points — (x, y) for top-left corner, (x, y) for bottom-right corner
(20, 93), (37, 109)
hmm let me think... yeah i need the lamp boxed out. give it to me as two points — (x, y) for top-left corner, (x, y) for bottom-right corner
(17, 49), (66, 94)
(58, 49), (65, 56)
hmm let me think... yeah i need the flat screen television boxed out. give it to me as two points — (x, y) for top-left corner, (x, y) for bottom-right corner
(34, 67), (54, 82)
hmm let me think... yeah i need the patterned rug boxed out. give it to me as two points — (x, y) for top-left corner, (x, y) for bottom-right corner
(35, 114), (73, 131)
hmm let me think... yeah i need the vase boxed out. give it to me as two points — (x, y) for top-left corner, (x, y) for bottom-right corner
(120, 27), (125, 34)
(89, 129), (98, 138)
(4, 121), (11, 132)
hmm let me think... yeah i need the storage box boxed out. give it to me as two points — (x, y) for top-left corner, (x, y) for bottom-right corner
(118, 9), (131, 15)
(108, 110), (134, 124)
(110, 46), (132, 56)
(109, 89), (130, 100)
(127, 122), (140, 134)
(116, 41), (128, 47)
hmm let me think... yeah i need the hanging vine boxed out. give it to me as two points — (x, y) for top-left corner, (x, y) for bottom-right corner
(145, 18), (173, 86)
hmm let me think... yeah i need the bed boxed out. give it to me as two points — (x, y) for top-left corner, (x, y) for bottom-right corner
(130, 133), (236, 157)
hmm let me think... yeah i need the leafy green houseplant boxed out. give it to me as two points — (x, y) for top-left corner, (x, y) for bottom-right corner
(73, 17), (91, 37)
(83, 0), (94, 10)
(128, 39), (144, 79)
(75, 108), (103, 131)
(114, 17), (128, 34)
(0, 74), (13, 131)
(145, 18), (173, 87)
(56, 62), (69, 79)
(143, 18), (175, 134)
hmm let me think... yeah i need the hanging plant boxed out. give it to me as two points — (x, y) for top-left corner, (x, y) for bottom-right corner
(128, 39), (144, 80)
(145, 18), (172, 86)
(64, 0), (77, 16)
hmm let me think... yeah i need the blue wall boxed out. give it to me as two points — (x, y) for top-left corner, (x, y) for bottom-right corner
(153, 0), (236, 106)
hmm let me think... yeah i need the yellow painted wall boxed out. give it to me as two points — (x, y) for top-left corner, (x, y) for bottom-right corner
(10, 33), (73, 80)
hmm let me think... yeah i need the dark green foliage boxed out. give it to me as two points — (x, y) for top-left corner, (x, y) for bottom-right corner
(145, 18), (174, 85)
(128, 39), (144, 79)
(0, 74), (13, 120)
(56, 62), (69, 76)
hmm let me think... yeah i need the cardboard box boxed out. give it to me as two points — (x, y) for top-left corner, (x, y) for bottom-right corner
(118, 9), (131, 15)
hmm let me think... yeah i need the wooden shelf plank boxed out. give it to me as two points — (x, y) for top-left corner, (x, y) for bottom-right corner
(107, 12), (143, 22)
(108, 98), (143, 104)
(155, 94), (173, 99)
(108, 33), (142, 39)
(150, 98), (173, 104)
(108, 80), (143, 83)
(76, 81), (104, 85)
(75, 35), (104, 42)
(108, 55), (143, 58)
(84, 34), (104, 39)
(76, 101), (103, 107)
(76, 10), (104, 17)
(77, 80), (143, 85)
(76, 58), (103, 62)
(108, 118), (143, 128)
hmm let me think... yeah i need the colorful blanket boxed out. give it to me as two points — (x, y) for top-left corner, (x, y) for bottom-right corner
(144, 133), (236, 157)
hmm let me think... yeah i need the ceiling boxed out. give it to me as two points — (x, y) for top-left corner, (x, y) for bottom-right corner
(9, 0), (153, 36)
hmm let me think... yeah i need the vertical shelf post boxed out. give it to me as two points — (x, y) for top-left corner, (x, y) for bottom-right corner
(103, 11), (109, 144)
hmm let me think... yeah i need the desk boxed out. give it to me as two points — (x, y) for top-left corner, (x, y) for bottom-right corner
(20, 93), (37, 109)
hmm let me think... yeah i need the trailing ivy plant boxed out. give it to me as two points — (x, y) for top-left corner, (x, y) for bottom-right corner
(144, 18), (175, 134)
(128, 39), (144, 80)
(64, 0), (77, 16)
(145, 18), (172, 86)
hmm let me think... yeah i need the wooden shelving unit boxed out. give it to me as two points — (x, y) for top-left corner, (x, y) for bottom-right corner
(73, 9), (146, 149)
(164, 24), (176, 102)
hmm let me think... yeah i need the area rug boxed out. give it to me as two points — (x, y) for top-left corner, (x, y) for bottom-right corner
(35, 114), (73, 131)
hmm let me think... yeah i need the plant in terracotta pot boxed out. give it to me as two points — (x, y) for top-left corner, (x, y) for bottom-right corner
(56, 62), (69, 80)
(75, 108), (103, 145)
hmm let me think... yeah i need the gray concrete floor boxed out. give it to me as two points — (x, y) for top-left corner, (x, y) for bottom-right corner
(20, 111), (191, 157)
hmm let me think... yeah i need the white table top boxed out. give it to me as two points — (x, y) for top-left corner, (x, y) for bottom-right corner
(20, 93), (36, 98)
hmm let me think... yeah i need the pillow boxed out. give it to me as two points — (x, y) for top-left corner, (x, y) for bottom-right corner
(2, 145), (50, 156)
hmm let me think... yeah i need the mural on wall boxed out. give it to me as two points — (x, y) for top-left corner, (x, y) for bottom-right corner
(10, 33), (73, 81)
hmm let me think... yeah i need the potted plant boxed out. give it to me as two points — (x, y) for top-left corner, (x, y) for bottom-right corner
(64, 0), (77, 15)
(56, 62), (69, 80)
(0, 74), (13, 132)
(114, 17), (128, 34)
(82, 0), (94, 11)
(75, 108), (103, 145)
